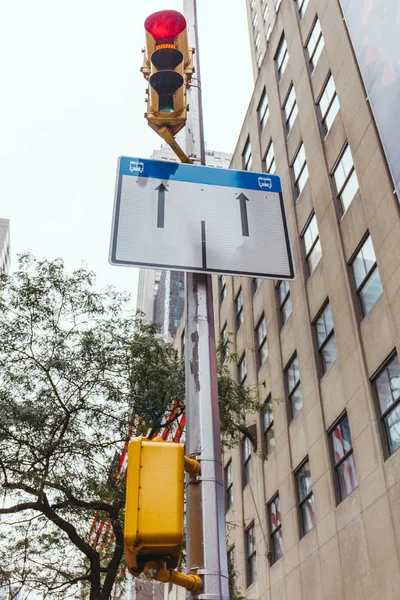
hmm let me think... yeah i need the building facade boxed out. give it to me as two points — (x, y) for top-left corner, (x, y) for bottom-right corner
(208, 0), (400, 598)
(0, 219), (10, 274)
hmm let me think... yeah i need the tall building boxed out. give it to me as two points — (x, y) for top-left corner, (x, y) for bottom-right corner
(136, 144), (232, 336)
(205, 1), (400, 599)
(0, 219), (10, 274)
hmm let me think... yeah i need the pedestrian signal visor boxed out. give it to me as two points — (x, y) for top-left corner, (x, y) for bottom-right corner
(142, 10), (193, 136)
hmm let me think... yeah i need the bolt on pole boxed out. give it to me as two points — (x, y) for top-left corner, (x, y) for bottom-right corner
(183, 1), (229, 599)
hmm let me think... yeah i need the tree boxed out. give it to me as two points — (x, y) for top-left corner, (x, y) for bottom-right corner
(0, 254), (260, 599)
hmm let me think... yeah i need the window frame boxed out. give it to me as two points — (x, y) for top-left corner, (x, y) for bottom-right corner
(242, 138), (253, 171)
(262, 396), (275, 456)
(220, 322), (228, 364)
(305, 18), (324, 72)
(283, 84), (298, 135)
(276, 279), (292, 325)
(252, 277), (262, 295)
(371, 351), (400, 457)
(225, 460), (234, 510)
(328, 412), (358, 502)
(245, 522), (257, 587)
(332, 143), (359, 215)
(317, 72), (340, 136)
(257, 88), (270, 131)
(275, 35), (288, 80)
(313, 301), (338, 375)
(292, 141), (309, 199)
(238, 352), (247, 387)
(295, 458), (316, 537)
(302, 212), (322, 276)
(349, 233), (383, 318)
(275, 0), (282, 12)
(295, 0), (310, 20)
(235, 288), (244, 331)
(263, 140), (276, 174)
(242, 435), (252, 486)
(219, 274), (227, 304)
(255, 314), (268, 369)
(285, 353), (303, 420)
(268, 494), (283, 563)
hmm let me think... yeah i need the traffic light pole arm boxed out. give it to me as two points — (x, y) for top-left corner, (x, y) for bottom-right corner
(184, 455), (201, 477)
(158, 126), (193, 164)
(143, 561), (203, 594)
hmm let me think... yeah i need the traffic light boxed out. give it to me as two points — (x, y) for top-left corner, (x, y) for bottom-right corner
(124, 437), (185, 575)
(142, 10), (193, 136)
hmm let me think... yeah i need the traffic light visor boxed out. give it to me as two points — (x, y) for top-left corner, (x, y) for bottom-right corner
(145, 10), (187, 42)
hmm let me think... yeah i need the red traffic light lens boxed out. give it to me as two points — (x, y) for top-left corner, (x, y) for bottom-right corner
(145, 10), (187, 42)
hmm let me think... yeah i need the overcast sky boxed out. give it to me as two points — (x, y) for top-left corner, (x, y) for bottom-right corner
(0, 0), (253, 304)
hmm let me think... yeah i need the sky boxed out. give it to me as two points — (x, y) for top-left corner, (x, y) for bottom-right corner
(0, 0), (253, 306)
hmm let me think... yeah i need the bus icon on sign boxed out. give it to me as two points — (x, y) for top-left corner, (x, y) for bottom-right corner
(129, 160), (144, 173)
(258, 176), (272, 190)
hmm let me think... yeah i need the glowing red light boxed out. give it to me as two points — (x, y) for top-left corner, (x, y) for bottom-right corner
(145, 10), (187, 41)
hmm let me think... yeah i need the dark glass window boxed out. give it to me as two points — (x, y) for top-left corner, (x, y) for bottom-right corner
(269, 495), (283, 562)
(296, 460), (316, 535)
(302, 214), (322, 275)
(225, 460), (233, 510)
(219, 275), (226, 304)
(277, 280), (292, 324)
(283, 85), (298, 135)
(350, 234), (383, 317)
(252, 277), (262, 295)
(292, 142), (309, 199)
(256, 315), (268, 368)
(242, 436), (252, 486)
(258, 89), (270, 130)
(262, 399), (275, 455)
(264, 140), (276, 174)
(315, 303), (338, 374)
(276, 35), (288, 80)
(243, 138), (252, 171)
(330, 414), (358, 500)
(286, 355), (303, 419)
(373, 353), (400, 455)
(245, 523), (257, 586)
(238, 353), (247, 386)
(235, 288), (244, 331)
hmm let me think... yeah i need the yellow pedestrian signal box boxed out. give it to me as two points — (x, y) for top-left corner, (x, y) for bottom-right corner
(142, 10), (193, 136)
(124, 437), (185, 575)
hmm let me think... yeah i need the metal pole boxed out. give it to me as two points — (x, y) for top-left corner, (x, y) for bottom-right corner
(183, 1), (229, 599)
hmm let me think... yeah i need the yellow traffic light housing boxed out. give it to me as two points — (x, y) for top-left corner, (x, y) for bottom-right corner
(142, 10), (193, 136)
(124, 437), (185, 575)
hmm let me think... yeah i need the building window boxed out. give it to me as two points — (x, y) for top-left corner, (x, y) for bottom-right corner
(269, 495), (283, 562)
(219, 275), (226, 304)
(330, 414), (358, 500)
(302, 213), (322, 275)
(181, 329), (185, 356)
(252, 277), (262, 294)
(250, 0), (256, 9)
(332, 144), (359, 214)
(227, 546), (235, 589)
(295, 0), (309, 19)
(262, 398), (275, 455)
(318, 73), (340, 135)
(243, 138), (253, 171)
(235, 288), (244, 331)
(275, 35), (288, 80)
(257, 52), (264, 70)
(245, 523), (257, 587)
(263, 3), (270, 23)
(221, 322), (228, 364)
(296, 460), (316, 536)
(238, 353), (247, 386)
(314, 302), (338, 374)
(256, 315), (268, 368)
(242, 436), (252, 485)
(283, 84), (298, 134)
(306, 19), (324, 71)
(286, 354), (303, 419)
(258, 89), (269, 130)
(252, 10), (259, 29)
(264, 140), (276, 174)
(372, 353), (400, 455)
(255, 31), (261, 50)
(266, 23), (272, 42)
(275, 0), (282, 12)
(225, 461), (233, 510)
(292, 142), (309, 199)
(277, 279), (292, 324)
(350, 234), (383, 317)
